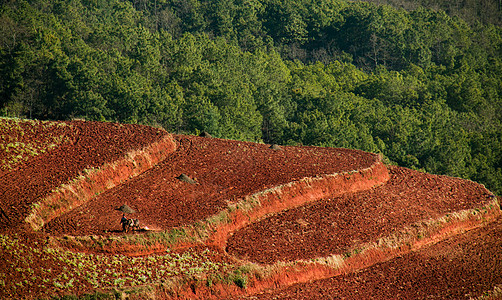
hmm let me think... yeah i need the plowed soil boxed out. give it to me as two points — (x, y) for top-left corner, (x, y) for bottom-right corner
(226, 166), (496, 264)
(1, 118), (500, 300)
(43, 134), (378, 236)
(0, 120), (166, 233)
(244, 216), (502, 300)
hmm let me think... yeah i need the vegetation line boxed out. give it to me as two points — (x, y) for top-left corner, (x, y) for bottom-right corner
(25, 134), (177, 231)
(55, 158), (390, 254)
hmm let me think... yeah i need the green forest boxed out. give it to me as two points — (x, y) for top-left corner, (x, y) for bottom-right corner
(1, 0), (501, 195)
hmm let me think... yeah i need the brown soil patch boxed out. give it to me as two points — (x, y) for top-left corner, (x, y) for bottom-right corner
(0, 120), (167, 234)
(42, 135), (378, 236)
(244, 217), (502, 300)
(226, 166), (497, 264)
(1, 119), (499, 300)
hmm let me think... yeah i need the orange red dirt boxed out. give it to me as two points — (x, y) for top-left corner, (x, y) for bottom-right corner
(43, 134), (378, 236)
(241, 217), (502, 300)
(0, 118), (500, 300)
(226, 166), (496, 264)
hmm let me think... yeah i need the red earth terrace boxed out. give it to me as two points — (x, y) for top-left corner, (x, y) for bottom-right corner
(0, 118), (500, 300)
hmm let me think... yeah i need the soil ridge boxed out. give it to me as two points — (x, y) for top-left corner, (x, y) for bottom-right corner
(25, 134), (177, 231)
(52, 158), (390, 255)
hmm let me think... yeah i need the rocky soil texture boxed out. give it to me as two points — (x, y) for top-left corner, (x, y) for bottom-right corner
(0, 118), (499, 300)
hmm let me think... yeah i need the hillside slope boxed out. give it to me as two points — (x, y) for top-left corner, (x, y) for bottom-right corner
(0, 119), (170, 233)
(0, 118), (500, 300)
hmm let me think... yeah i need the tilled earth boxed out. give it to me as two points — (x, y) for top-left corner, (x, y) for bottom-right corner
(0, 120), (166, 233)
(226, 166), (496, 264)
(43, 134), (378, 236)
(1, 119), (500, 300)
(242, 216), (502, 300)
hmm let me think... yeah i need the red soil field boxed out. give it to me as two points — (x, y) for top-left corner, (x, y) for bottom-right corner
(242, 216), (502, 300)
(226, 166), (496, 264)
(43, 134), (378, 236)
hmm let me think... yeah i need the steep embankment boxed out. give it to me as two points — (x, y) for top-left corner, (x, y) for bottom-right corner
(0, 119), (172, 234)
(42, 134), (383, 237)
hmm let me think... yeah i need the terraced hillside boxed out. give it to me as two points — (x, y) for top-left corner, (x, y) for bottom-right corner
(42, 133), (383, 237)
(0, 118), (172, 233)
(242, 217), (502, 299)
(0, 118), (499, 299)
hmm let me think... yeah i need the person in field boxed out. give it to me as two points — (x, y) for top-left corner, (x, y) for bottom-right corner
(120, 213), (128, 232)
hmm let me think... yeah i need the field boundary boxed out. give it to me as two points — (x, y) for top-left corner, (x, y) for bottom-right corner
(25, 134), (177, 231)
(52, 157), (390, 254)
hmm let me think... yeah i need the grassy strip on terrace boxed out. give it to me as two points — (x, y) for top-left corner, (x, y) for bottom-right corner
(474, 284), (502, 300)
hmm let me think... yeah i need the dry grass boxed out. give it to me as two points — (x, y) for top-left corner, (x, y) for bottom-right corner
(472, 284), (502, 299)
(25, 135), (176, 231)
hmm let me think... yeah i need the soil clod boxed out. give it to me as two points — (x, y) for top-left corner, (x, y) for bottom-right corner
(270, 144), (282, 150)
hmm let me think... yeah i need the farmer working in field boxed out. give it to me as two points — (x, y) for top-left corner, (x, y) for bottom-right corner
(120, 213), (128, 232)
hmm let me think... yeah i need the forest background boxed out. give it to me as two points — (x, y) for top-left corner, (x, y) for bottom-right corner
(1, 0), (501, 195)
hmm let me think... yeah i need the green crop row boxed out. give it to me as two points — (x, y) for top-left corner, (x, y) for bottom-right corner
(0, 234), (236, 299)
(0, 118), (73, 171)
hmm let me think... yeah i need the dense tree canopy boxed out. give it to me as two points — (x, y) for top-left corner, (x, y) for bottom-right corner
(1, 0), (501, 195)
